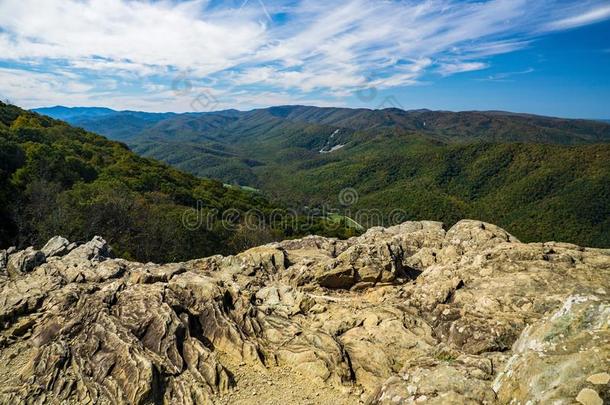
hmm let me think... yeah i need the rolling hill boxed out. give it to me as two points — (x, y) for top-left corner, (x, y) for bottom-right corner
(34, 105), (610, 247)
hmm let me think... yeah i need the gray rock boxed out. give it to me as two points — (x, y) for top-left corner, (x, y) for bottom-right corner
(6, 247), (45, 277)
(63, 235), (111, 263)
(40, 236), (72, 257)
(0, 250), (7, 273)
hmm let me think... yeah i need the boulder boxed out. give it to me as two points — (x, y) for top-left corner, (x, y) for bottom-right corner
(40, 236), (72, 257)
(6, 247), (45, 276)
(63, 235), (111, 263)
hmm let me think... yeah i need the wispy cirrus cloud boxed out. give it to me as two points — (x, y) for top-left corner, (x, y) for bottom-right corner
(437, 62), (489, 76)
(544, 4), (610, 31)
(477, 68), (535, 82)
(0, 0), (609, 111)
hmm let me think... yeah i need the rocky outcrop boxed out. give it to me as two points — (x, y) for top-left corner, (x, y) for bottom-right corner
(0, 220), (608, 404)
(40, 236), (74, 258)
(5, 247), (45, 277)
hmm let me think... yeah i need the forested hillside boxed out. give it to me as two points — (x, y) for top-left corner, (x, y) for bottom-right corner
(257, 136), (610, 247)
(1, 102), (356, 263)
(34, 105), (610, 247)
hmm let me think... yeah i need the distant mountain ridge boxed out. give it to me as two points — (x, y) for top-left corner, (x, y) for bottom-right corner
(34, 105), (610, 144)
(33, 106), (118, 120)
(33, 106), (178, 141)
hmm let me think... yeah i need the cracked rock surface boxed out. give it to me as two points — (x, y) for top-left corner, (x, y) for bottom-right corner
(0, 220), (608, 404)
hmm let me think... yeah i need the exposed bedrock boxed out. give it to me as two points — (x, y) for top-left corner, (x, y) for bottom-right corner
(0, 219), (608, 404)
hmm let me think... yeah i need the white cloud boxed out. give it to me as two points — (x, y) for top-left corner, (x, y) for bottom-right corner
(477, 67), (535, 82)
(0, 67), (94, 107)
(437, 62), (489, 76)
(545, 5), (610, 31)
(0, 0), (609, 111)
(0, 0), (267, 76)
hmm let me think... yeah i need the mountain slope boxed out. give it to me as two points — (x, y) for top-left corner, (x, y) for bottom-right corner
(1, 102), (356, 263)
(259, 137), (609, 246)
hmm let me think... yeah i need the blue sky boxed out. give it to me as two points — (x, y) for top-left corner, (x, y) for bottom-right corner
(0, 0), (609, 118)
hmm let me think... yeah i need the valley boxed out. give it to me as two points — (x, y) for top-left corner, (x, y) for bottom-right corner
(35, 105), (610, 247)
